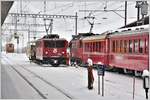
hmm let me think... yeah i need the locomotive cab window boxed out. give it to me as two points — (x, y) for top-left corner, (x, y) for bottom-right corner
(44, 40), (65, 48)
(56, 40), (66, 48)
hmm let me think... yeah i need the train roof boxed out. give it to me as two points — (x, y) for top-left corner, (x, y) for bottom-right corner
(42, 34), (59, 39)
(82, 31), (109, 41)
(71, 33), (97, 40)
(37, 38), (67, 41)
(82, 25), (149, 41)
(109, 25), (149, 37)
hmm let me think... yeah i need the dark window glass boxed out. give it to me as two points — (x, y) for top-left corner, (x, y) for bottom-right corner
(120, 40), (123, 53)
(44, 40), (65, 48)
(112, 41), (115, 52)
(96, 42), (99, 52)
(116, 41), (119, 53)
(79, 40), (82, 48)
(124, 40), (127, 53)
(99, 42), (101, 52)
(139, 39), (144, 53)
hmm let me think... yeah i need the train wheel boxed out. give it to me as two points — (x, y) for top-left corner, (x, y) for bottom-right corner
(76, 59), (82, 67)
(123, 68), (128, 74)
(52, 64), (59, 67)
(134, 71), (142, 76)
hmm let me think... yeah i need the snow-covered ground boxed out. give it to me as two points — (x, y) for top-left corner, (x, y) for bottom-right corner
(1, 52), (147, 100)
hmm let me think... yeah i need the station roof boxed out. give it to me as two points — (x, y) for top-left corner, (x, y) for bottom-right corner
(1, 1), (14, 25)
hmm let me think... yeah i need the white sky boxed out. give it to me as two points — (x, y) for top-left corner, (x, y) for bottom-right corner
(2, 1), (146, 48)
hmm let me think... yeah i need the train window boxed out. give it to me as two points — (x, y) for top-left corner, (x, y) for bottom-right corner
(94, 42), (96, 52)
(91, 42), (93, 52)
(96, 42), (99, 52)
(88, 43), (91, 52)
(124, 40), (127, 53)
(102, 42), (105, 53)
(139, 39), (144, 53)
(84, 43), (86, 52)
(129, 40), (133, 53)
(44, 40), (54, 48)
(103, 42), (105, 53)
(134, 40), (138, 53)
(44, 40), (65, 48)
(101, 42), (104, 52)
(116, 40), (119, 53)
(93, 42), (95, 52)
(145, 39), (148, 53)
(120, 40), (123, 53)
(56, 41), (65, 48)
(101, 42), (103, 52)
(99, 42), (101, 52)
(79, 40), (82, 48)
(86, 43), (88, 52)
(95, 42), (97, 52)
(112, 40), (115, 52)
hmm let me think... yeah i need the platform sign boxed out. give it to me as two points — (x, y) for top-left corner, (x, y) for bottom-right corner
(96, 64), (105, 96)
(97, 65), (105, 76)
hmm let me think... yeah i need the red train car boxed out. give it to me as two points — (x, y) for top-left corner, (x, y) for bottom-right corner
(6, 43), (14, 53)
(69, 25), (149, 74)
(35, 34), (69, 66)
(108, 27), (148, 74)
(82, 33), (109, 66)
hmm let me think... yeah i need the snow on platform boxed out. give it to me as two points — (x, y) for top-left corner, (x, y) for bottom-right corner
(1, 52), (147, 100)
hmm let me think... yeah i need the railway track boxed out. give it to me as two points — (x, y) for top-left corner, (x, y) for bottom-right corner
(2, 56), (74, 99)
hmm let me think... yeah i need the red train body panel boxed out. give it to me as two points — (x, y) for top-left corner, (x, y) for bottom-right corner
(70, 26), (149, 72)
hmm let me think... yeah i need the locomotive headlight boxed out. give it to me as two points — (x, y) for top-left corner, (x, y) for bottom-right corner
(54, 60), (57, 64)
(45, 51), (48, 55)
(62, 52), (65, 54)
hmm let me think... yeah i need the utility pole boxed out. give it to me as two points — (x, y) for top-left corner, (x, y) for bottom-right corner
(124, 1), (127, 27)
(75, 12), (78, 35)
(0, 1), (1, 54)
(135, 1), (142, 26)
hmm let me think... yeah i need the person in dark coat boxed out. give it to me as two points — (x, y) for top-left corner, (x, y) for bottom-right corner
(87, 58), (94, 89)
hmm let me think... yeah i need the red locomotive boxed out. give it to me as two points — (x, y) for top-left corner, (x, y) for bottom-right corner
(69, 33), (96, 66)
(70, 25), (149, 74)
(35, 34), (69, 67)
